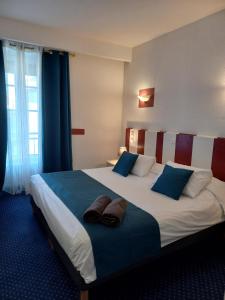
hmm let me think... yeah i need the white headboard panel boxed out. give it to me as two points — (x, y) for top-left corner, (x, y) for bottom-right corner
(144, 131), (157, 157)
(129, 129), (139, 153)
(162, 132), (177, 164)
(192, 136), (215, 169)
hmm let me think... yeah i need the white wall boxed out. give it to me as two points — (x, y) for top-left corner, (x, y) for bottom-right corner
(122, 10), (225, 139)
(70, 54), (124, 169)
(0, 16), (131, 62)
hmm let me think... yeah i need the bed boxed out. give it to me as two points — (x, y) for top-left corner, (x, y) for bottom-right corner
(30, 129), (225, 300)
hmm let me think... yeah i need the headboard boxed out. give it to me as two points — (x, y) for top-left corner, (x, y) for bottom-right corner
(125, 128), (225, 182)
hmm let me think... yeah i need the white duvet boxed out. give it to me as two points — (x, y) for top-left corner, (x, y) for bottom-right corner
(30, 167), (224, 284)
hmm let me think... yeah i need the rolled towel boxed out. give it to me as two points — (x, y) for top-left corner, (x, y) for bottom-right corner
(83, 195), (112, 223)
(101, 198), (128, 227)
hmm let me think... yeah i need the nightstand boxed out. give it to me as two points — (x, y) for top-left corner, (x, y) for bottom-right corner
(106, 159), (118, 166)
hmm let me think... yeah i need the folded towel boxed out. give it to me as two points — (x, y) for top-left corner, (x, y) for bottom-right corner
(83, 195), (112, 223)
(101, 198), (128, 227)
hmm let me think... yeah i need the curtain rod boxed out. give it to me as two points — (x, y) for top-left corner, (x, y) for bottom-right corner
(43, 48), (76, 57)
(7, 40), (76, 57)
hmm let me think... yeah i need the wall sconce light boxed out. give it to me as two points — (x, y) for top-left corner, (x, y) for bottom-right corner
(138, 95), (150, 102)
(138, 88), (155, 108)
(118, 146), (127, 156)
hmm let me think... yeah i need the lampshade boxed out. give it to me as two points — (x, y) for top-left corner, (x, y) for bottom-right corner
(119, 146), (127, 156)
(138, 95), (150, 102)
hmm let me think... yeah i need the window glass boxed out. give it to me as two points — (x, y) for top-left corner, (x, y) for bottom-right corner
(29, 134), (39, 155)
(6, 73), (15, 85)
(7, 85), (16, 110)
(25, 75), (37, 87)
(26, 87), (38, 110)
(29, 111), (38, 133)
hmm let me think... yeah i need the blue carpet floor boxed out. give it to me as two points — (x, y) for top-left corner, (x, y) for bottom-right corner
(0, 193), (225, 300)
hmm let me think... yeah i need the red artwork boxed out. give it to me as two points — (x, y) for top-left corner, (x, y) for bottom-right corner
(71, 128), (85, 135)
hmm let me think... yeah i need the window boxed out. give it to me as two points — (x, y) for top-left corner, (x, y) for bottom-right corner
(6, 73), (16, 109)
(3, 42), (42, 194)
(26, 74), (39, 155)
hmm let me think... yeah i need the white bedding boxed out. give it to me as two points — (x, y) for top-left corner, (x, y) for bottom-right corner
(30, 167), (224, 284)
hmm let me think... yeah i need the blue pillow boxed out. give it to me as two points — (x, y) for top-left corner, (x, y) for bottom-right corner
(113, 151), (138, 177)
(151, 165), (193, 200)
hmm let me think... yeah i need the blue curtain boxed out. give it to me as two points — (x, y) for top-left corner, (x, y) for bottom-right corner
(0, 40), (7, 190)
(42, 51), (72, 173)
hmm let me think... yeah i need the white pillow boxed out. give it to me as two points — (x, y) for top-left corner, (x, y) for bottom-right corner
(166, 161), (212, 198)
(131, 155), (155, 177)
(150, 163), (164, 175)
(206, 177), (225, 214)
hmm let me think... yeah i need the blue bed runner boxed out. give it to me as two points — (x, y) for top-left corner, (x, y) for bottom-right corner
(40, 170), (161, 280)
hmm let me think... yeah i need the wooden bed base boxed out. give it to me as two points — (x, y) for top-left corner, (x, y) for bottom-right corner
(80, 290), (89, 300)
(48, 235), (89, 300)
(31, 198), (225, 300)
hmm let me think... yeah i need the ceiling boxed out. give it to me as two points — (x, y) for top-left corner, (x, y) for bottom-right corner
(0, 0), (225, 47)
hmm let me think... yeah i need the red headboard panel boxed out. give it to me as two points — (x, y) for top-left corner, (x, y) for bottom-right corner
(211, 138), (225, 181)
(125, 128), (131, 152)
(156, 132), (164, 163)
(137, 129), (146, 154)
(174, 134), (195, 166)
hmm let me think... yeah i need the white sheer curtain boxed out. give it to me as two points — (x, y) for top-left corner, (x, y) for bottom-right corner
(3, 41), (42, 194)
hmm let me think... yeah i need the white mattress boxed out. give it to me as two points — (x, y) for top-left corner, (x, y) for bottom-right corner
(30, 167), (224, 284)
